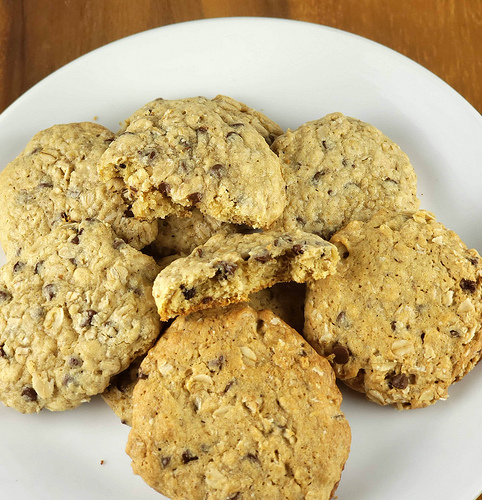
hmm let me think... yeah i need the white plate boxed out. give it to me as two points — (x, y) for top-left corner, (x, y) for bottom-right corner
(0, 17), (481, 500)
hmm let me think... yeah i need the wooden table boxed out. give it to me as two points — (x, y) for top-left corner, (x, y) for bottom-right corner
(0, 0), (481, 115)
(0, 1), (481, 499)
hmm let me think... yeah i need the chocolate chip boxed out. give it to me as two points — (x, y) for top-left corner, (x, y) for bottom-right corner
(118, 163), (126, 169)
(257, 319), (264, 332)
(159, 182), (171, 196)
(80, 310), (97, 328)
(148, 150), (156, 160)
(450, 330), (460, 338)
(208, 355), (225, 371)
(181, 450), (198, 464)
(214, 261), (238, 280)
(254, 252), (272, 263)
(180, 285), (196, 300)
(124, 207), (134, 218)
(312, 171), (325, 184)
(245, 453), (260, 464)
(161, 456), (171, 468)
(21, 387), (38, 402)
(187, 192), (202, 205)
(291, 244), (304, 255)
(223, 380), (235, 393)
(390, 321), (396, 331)
(420, 332), (426, 344)
(71, 235), (80, 245)
(460, 278), (477, 293)
(0, 290), (12, 304)
(68, 356), (82, 367)
(42, 283), (57, 301)
(390, 373), (409, 390)
(209, 164), (225, 179)
(13, 261), (25, 273)
(332, 344), (350, 364)
(34, 260), (45, 274)
(342, 251), (349, 259)
(468, 256), (479, 266)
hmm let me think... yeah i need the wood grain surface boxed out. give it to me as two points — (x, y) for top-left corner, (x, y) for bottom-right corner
(0, 1), (481, 499)
(0, 0), (481, 115)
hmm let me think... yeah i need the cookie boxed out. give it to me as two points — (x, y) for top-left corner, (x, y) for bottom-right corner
(102, 282), (307, 426)
(0, 123), (158, 259)
(101, 355), (144, 426)
(98, 95), (286, 226)
(249, 281), (306, 333)
(0, 219), (161, 413)
(152, 208), (239, 258)
(304, 210), (482, 409)
(153, 229), (339, 321)
(126, 305), (350, 500)
(271, 112), (420, 239)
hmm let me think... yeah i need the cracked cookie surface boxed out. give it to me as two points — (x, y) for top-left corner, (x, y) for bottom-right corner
(98, 95), (286, 226)
(153, 229), (339, 321)
(126, 304), (350, 500)
(0, 219), (161, 413)
(271, 112), (420, 239)
(304, 210), (482, 409)
(0, 123), (157, 259)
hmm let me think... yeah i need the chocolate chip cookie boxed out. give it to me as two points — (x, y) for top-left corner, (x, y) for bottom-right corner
(126, 304), (350, 499)
(271, 113), (420, 239)
(153, 229), (339, 321)
(0, 219), (161, 413)
(98, 95), (286, 226)
(304, 210), (482, 409)
(0, 123), (157, 259)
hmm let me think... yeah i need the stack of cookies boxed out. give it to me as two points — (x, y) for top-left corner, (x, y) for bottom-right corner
(0, 94), (480, 499)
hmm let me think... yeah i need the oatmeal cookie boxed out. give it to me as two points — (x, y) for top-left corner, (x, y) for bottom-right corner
(98, 95), (286, 226)
(304, 210), (482, 409)
(0, 219), (161, 413)
(271, 112), (420, 239)
(0, 123), (157, 259)
(153, 229), (338, 321)
(126, 305), (350, 500)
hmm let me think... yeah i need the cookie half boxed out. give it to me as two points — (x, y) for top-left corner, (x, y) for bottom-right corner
(272, 112), (420, 239)
(126, 305), (350, 499)
(0, 219), (161, 413)
(98, 95), (286, 226)
(304, 210), (482, 409)
(0, 123), (157, 259)
(153, 229), (339, 321)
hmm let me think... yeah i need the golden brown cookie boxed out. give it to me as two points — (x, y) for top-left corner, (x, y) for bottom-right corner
(153, 229), (338, 321)
(98, 95), (286, 227)
(0, 123), (157, 259)
(305, 210), (482, 409)
(126, 305), (350, 499)
(272, 112), (420, 239)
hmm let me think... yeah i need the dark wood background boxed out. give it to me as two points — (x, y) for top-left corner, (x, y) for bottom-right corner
(0, 1), (481, 498)
(0, 0), (481, 115)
